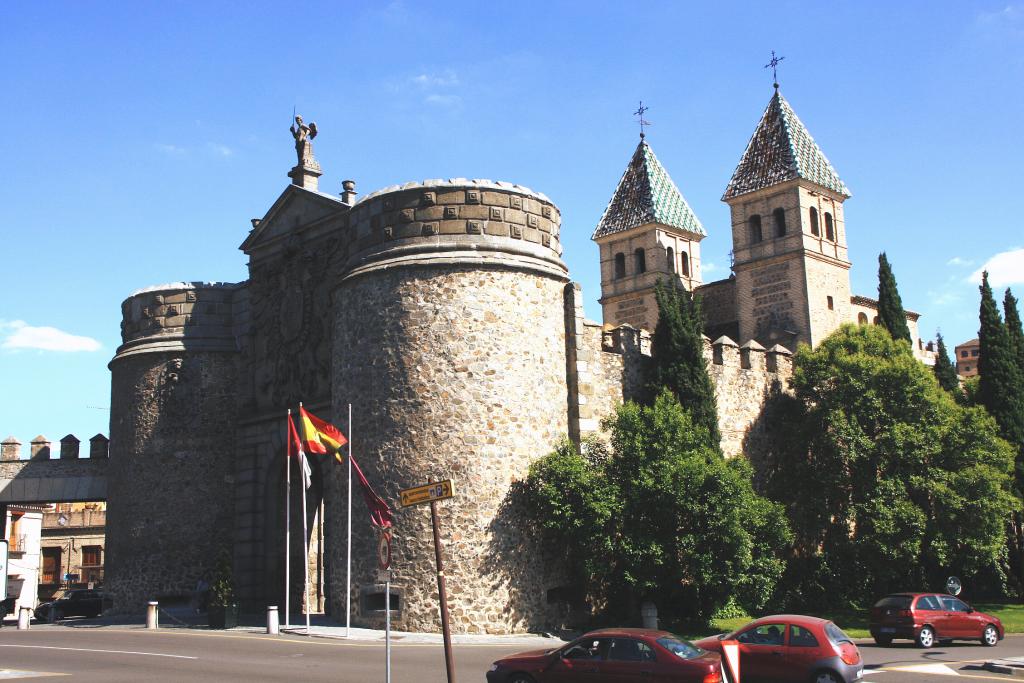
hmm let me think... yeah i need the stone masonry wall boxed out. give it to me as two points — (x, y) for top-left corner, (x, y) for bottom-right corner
(331, 265), (569, 634)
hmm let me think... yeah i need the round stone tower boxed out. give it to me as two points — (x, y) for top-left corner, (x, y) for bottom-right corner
(331, 180), (569, 633)
(106, 282), (240, 611)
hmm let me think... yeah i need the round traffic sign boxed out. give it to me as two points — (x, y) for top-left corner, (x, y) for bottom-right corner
(377, 532), (392, 570)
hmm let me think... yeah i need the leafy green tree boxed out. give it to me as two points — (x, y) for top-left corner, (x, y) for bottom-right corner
(978, 272), (1024, 488)
(877, 252), (912, 343)
(646, 280), (721, 447)
(524, 392), (790, 624)
(932, 331), (960, 393)
(763, 323), (1016, 609)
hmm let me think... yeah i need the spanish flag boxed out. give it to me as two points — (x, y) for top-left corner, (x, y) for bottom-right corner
(299, 406), (347, 462)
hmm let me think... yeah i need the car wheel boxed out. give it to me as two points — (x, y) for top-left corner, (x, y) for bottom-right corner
(507, 675), (536, 683)
(812, 671), (841, 683)
(874, 635), (893, 647)
(982, 624), (999, 647)
(916, 625), (935, 648)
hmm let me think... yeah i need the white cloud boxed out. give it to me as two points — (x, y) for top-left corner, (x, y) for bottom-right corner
(0, 320), (102, 352)
(968, 248), (1024, 287)
(412, 70), (459, 89)
(155, 143), (186, 156)
(946, 256), (973, 267)
(702, 262), (718, 273)
(424, 94), (462, 107)
(208, 143), (234, 157)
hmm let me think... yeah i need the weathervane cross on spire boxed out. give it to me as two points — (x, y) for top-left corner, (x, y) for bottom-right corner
(634, 101), (651, 139)
(765, 50), (785, 89)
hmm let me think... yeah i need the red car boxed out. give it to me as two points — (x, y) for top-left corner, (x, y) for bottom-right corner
(869, 592), (1003, 648)
(696, 615), (862, 683)
(486, 627), (724, 683)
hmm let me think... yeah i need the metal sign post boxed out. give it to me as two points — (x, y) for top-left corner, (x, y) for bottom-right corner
(400, 479), (457, 683)
(378, 531), (393, 683)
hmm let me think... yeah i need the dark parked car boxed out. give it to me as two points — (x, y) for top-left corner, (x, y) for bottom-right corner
(34, 589), (104, 621)
(870, 592), (1003, 648)
(1, 596), (16, 619)
(696, 615), (863, 683)
(487, 627), (723, 683)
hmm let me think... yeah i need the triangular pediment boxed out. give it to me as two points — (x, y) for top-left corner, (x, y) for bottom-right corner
(240, 185), (348, 254)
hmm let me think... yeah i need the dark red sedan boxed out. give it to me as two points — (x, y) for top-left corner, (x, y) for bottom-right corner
(486, 627), (723, 683)
(696, 615), (862, 683)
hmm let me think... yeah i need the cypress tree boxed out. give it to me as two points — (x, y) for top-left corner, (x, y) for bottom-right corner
(932, 331), (960, 393)
(647, 279), (721, 447)
(978, 272), (1024, 487)
(877, 252), (912, 343)
(1006, 288), (1024, 369)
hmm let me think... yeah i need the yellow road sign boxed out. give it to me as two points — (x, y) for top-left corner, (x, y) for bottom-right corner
(400, 479), (454, 507)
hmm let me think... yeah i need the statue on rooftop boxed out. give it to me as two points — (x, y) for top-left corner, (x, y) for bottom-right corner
(290, 115), (318, 166)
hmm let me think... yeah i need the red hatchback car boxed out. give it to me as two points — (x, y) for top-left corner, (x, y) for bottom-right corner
(696, 615), (863, 683)
(486, 628), (724, 683)
(869, 593), (1003, 648)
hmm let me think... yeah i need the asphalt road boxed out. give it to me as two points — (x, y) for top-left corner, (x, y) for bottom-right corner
(0, 625), (1022, 681)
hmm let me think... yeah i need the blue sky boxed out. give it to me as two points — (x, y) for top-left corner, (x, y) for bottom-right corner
(2, 1), (1022, 456)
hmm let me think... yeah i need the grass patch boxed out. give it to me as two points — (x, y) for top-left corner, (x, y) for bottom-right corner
(975, 602), (1024, 633)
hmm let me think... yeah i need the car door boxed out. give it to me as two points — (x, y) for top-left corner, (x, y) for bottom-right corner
(603, 638), (665, 682)
(940, 596), (976, 638)
(735, 622), (789, 681)
(784, 624), (822, 680)
(915, 595), (945, 638)
(546, 637), (614, 683)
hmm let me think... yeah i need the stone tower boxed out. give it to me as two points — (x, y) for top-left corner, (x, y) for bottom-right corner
(330, 180), (570, 633)
(722, 87), (852, 350)
(593, 138), (706, 330)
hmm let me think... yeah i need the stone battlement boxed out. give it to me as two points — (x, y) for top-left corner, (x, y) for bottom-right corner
(1, 434), (109, 461)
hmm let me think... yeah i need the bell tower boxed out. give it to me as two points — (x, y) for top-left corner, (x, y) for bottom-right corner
(722, 86), (852, 349)
(593, 137), (706, 331)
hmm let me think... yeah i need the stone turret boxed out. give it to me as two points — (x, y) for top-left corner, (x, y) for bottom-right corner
(332, 179), (567, 633)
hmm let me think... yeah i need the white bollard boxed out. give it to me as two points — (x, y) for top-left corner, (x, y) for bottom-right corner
(17, 607), (31, 630)
(267, 605), (279, 635)
(146, 601), (159, 629)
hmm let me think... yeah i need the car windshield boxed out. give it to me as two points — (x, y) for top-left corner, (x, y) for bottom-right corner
(874, 595), (912, 609)
(825, 622), (852, 646)
(656, 635), (702, 659)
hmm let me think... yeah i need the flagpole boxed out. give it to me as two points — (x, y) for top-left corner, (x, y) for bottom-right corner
(285, 409), (292, 631)
(299, 402), (312, 636)
(346, 402), (352, 638)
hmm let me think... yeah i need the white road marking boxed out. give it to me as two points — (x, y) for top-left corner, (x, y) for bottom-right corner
(887, 663), (960, 675)
(0, 644), (197, 660)
(0, 670), (69, 679)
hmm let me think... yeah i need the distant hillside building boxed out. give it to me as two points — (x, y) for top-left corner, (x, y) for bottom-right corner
(955, 338), (981, 378)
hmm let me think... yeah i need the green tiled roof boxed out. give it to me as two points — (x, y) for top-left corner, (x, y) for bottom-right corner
(593, 140), (706, 240)
(723, 89), (850, 200)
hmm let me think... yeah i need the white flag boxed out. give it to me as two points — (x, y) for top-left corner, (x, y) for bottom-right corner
(300, 450), (312, 490)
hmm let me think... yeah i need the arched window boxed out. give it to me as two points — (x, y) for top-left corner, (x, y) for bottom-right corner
(873, 315), (880, 325)
(614, 252), (625, 279)
(634, 248), (646, 274)
(858, 312), (868, 325)
(824, 212), (835, 241)
(773, 208), (787, 237)
(681, 252), (690, 277)
(667, 247), (675, 273)
(749, 214), (763, 243)
(809, 207), (820, 236)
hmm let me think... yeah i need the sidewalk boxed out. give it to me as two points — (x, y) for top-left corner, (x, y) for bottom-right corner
(3, 606), (568, 648)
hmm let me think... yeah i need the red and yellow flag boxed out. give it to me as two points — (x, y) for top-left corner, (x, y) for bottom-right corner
(298, 407), (347, 462)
